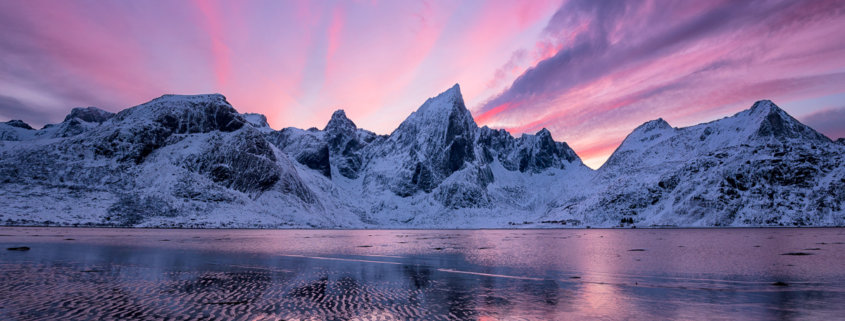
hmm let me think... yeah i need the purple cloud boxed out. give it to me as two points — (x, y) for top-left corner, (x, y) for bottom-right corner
(801, 107), (845, 140)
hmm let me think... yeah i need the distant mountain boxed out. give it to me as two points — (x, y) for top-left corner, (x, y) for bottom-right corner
(558, 100), (844, 227)
(0, 87), (842, 228)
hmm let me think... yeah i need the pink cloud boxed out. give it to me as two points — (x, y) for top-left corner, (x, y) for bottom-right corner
(324, 7), (344, 81)
(475, 102), (516, 126)
(193, 0), (232, 90)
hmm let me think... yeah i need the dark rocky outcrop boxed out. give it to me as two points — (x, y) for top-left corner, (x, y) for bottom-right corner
(5, 120), (34, 130)
(191, 130), (282, 194)
(91, 94), (246, 163)
(64, 107), (114, 123)
(750, 100), (830, 142)
(323, 110), (378, 179)
(266, 128), (332, 178)
(383, 84), (479, 194)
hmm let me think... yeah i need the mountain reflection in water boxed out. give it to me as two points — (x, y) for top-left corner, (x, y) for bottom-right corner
(1, 227), (844, 320)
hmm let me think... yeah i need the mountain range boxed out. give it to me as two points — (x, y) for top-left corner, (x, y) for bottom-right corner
(1, 85), (843, 228)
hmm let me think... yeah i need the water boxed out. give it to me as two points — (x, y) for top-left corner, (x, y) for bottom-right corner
(1, 227), (844, 320)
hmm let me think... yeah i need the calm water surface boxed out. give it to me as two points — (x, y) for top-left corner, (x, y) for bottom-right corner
(1, 227), (844, 320)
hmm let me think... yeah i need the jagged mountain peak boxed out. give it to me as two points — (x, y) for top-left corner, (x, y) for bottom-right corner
(324, 109), (357, 132)
(633, 118), (672, 134)
(436, 83), (462, 101)
(535, 128), (552, 137)
(735, 100), (829, 142)
(64, 106), (114, 123)
(413, 83), (468, 116)
(365, 84), (483, 197)
(742, 99), (790, 124)
(602, 117), (674, 166)
(518, 128), (554, 143)
(401, 84), (472, 125)
(748, 99), (778, 113)
(391, 84), (478, 146)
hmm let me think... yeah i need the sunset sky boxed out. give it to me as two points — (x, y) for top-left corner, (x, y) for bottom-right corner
(1, 0), (844, 168)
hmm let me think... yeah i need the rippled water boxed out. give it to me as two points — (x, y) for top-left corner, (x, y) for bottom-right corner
(1, 227), (844, 320)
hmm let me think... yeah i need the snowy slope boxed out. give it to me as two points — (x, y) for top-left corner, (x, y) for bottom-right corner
(0, 89), (842, 228)
(0, 94), (362, 228)
(545, 100), (845, 227)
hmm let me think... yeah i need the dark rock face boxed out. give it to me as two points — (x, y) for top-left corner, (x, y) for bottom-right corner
(477, 127), (511, 157)
(295, 144), (331, 178)
(512, 129), (578, 173)
(836, 138), (844, 145)
(477, 127), (581, 173)
(190, 130), (282, 194)
(433, 166), (494, 209)
(5, 120), (33, 130)
(43, 107), (118, 138)
(1, 120), (35, 140)
(92, 94), (246, 163)
(378, 85), (480, 196)
(55, 118), (91, 137)
(442, 109), (477, 174)
(323, 110), (377, 179)
(324, 110), (357, 133)
(147, 103), (244, 134)
(677, 144), (843, 226)
(751, 100), (829, 142)
(436, 181), (490, 209)
(334, 140), (365, 179)
(266, 109), (381, 180)
(266, 128), (332, 178)
(638, 118), (671, 132)
(64, 107), (114, 123)
(407, 161), (436, 194)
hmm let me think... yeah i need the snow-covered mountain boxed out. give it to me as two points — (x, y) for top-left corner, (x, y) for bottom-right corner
(0, 87), (842, 228)
(546, 100), (845, 227)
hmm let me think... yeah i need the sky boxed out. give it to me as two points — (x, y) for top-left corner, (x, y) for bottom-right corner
(1, 0), (844, 168)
